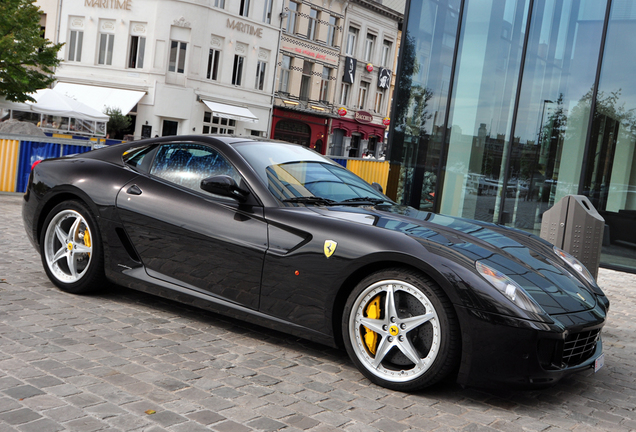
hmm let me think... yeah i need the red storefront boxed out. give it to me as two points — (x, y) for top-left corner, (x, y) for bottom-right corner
(271, 107), (331, 155)
(331, 111), (387, 157)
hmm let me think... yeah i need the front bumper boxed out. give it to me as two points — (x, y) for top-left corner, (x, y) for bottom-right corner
(455, 305), (606, 389)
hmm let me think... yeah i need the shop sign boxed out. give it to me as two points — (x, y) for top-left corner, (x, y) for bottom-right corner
(227, 19), (263, 38)
(281, 38), (339, 65)
(84, 0), (132, 9)
(338, 107), (347, 116)
(355, 111), (373, 124)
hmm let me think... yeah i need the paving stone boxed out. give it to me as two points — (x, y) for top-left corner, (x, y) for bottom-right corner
(64, 416), (108, 432)
(211, 419), (252, 432)
(148, 410), (188, 427)
(0, 409), (41, 425)
(16, 418), (64, 432)
(187, 410), (226, 425)
(2, 385), (45, 400)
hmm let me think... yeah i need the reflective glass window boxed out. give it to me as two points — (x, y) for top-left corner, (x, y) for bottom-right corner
(440, 0), (530, 220)
(586, 0), (636, 270)
(503, 0), (606, 231)
(388, 0), (461, 209)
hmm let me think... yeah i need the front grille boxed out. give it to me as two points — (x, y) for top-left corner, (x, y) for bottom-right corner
(562, 329), (600, 366)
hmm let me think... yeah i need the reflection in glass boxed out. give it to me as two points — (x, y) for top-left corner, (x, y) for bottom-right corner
(586, 0), (636, 270)
(440, 0), (530, 221)
(388, 0), (460, 210)
(504, 0), (606, 232)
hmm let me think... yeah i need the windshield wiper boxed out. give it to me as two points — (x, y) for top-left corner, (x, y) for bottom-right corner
(339, 197), (390, 205)
(282, 196), (337, 206)
(283, 196), (391, 206)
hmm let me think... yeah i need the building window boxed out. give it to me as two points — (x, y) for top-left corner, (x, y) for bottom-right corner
(214, 0), (225, 7)
(357, 81), (369, 109)
(364, 33), (376, 62)
(262, 0), (273, 24)
(374, 90), (384, 113)
(98, 33), (114, 65)
(203, 113), (236, 135)
(286, 2), (298, 34)
(340, 83), (350, 106)
(239, 0), (250, 17)
(307, 9), (318, 40)
(169, 40), (187, 73)
(346, 27), (358, 57)
(326, 16), (338, 47)
(128, 35), (145, 68)
(68, 30), (83, 61)
(255, 60), (267, 90)
(279, 55), (291, 93)
(207, 49), (220, 80)
(232, 55), (244, 85)
(381, 40), (392, 66)
(319, 66), (331, 102)
(300, 61), (313, 101)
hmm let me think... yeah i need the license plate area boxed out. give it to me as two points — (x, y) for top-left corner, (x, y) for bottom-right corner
(594, 353), (605, 372)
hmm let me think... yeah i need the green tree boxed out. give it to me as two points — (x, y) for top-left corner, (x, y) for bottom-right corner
(105, 107), (131, 139)
(0, 0), (63, 102)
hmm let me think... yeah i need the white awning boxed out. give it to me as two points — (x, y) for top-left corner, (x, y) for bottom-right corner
(52, 83), (146, 115)
(201, 100), (258, 123)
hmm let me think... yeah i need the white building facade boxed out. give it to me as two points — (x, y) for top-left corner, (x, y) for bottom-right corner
(37, 0), (285, 139)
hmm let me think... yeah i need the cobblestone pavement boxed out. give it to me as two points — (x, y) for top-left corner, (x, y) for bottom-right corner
(1, 193), (635, 432)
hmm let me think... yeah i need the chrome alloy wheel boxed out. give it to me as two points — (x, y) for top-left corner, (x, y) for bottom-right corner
(43, 209), (93, 283)
(349, 279), (441, 382)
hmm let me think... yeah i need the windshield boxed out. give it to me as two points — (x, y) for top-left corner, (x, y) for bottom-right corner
(234, 142), (389, 205)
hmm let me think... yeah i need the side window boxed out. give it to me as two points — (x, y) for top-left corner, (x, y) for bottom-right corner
(149, 144), (241, 196)
(123, 145), (155, 171)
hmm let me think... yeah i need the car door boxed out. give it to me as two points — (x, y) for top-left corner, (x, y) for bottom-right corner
(115, 142), (268, 309)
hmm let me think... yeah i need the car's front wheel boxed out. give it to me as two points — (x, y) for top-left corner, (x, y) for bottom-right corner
(41, 200), (105, 294)
(342, 269), (460, 391)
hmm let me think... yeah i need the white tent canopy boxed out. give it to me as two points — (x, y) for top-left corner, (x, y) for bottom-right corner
(0, 96), (31, 112)
(27, 89), (109, 122)
(53, 83), (145, 115)
(1, 90), (108, 122)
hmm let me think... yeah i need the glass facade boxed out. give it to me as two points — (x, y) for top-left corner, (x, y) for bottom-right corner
(389, 0), (636, 272)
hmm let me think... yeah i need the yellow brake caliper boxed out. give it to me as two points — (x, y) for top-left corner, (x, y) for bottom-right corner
(363, 295), (381, 355)
(83, 228), (91, 255)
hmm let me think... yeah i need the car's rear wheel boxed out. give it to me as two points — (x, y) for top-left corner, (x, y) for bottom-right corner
(41, 200), (105, 294)
(342, 269), (460, 391)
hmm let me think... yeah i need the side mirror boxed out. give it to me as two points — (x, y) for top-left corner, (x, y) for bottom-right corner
(200, 175), (249, 202)
(371, 182), (383, 194)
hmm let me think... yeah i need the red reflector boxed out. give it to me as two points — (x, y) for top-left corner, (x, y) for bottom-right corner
(31, 160), (42, 170)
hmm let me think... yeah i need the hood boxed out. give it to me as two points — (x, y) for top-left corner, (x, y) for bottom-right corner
(310, 204), (599, 316)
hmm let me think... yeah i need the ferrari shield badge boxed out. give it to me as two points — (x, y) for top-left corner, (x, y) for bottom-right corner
(324, 240), (337, 258)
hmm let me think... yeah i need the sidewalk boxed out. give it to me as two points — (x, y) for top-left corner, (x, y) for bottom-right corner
(1, 193), (635, 431)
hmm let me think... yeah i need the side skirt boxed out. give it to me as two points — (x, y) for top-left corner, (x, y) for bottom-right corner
(105, 267), (338, 348)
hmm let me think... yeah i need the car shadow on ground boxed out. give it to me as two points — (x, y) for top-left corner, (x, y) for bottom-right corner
(91, 282), (609, 414)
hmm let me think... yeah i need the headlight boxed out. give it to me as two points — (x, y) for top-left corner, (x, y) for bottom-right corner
(553, 246), (595, 285)
(475, 261), (544, 314)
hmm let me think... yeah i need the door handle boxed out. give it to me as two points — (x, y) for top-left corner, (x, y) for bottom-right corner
(126, 184), (142, 195)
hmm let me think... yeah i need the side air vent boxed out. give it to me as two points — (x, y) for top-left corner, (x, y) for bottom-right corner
(115, 227), (141, 262)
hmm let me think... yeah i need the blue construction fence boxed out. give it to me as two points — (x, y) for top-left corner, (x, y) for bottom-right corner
(1, 135), (98, 193)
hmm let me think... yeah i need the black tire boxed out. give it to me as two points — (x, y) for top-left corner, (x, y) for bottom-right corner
(40, 200), (106, 294)
(342, 268), (460, 391)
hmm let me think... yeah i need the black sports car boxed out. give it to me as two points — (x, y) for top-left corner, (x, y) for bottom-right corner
(22, 135), (609, 391)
